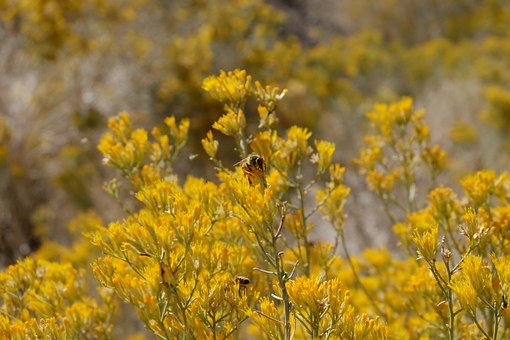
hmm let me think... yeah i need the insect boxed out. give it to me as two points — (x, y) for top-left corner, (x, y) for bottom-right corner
(235, 154), (267, 187)
(235, 275), (250, 296)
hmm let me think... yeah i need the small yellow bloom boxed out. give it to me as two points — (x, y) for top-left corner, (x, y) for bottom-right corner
(201, 130), (219, 159)
(250, 130), (277, 162)
(427, 185), (461, 221)
(213, 109), (246, 137)
(165, 116), (190, 147)
(461, 255), (492, 295)
(202, 69), (252, 106)
(461, 170), (496, 207)
(411, 224), (438, 263)
(421, 144), (448, 172)
(492, 255), (510, 292)
(450, 278), (478, 313)
(312, 140), (335, 175)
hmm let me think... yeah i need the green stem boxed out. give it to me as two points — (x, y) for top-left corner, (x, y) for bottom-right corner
(274, 208), (292, 340)
(473, 314), (490, 339)
(450, 245), (475, 274)
(493, 303), (500, 340)
(445, 261), (455, 340)
(279, 271), (292, 340)
(211, 312), (217, 340)
(428, 262), (447, 295)
(297, 180), (311, 276)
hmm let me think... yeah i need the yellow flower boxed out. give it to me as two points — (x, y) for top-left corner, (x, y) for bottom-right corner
(245, 297), (282, 339)
(461, 255), (492, 295)
(461, 170), (496, 207)
(312, 140), (335, 175)
(286, 276), (350, 337)
(491, 205), (510, 241)
(366, 169), (399, 195)
(250, 130), (278, 162)
(427, 185), (461, 221)
(276, 126), (312, 166)
(285, 210), (309, 240)
(492, 255), (510, 294)
(411, 224), (438, 263)
(317, 184), (350, 231)
(252, 80), (287, 112)
(421, 144), (448, 173)
(329, 163), (346, 186)
(257, 104), (278, 128)
(450, 278), (478, 313)
(212, 109), (246, 137)
(202, 69), (252, 106)
(201, 130), (219, 159)
(355, 142), (382, 171)
(165, 116), (190, 148)
(495, 172), (510, 203)
(0, 258), (114, 338)
(459, 208), (488, 244)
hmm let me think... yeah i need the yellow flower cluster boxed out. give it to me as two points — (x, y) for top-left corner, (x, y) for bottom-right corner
(4, 69), (510, 339)
(202, 69), (252, 107)
(86, 70), (377, 339)
(91, 71), (510, 339)
(352, 92), (510, 338)
(387, 169), (510, 338)
(356, 97), (448, 221)
(0, 258), (114, 339)
(98, 112), (189, 191)
(286, 276), (387, 338)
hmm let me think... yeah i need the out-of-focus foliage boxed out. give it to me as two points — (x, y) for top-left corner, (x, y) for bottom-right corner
(0, 0), (142, 59)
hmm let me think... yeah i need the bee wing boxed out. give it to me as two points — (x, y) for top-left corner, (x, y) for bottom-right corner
(234, 154), (254, 167)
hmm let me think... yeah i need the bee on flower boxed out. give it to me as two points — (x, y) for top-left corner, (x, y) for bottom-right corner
(235, 154), (268, 188)
(224, 275), (251, 297)
(235, 275), (251, 296)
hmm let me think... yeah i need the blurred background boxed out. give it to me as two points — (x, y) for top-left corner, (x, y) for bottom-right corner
(1, 0), (510, 267)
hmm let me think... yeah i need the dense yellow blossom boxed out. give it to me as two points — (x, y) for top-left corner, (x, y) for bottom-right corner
(0, 258), (114, 339)
(4, 69), (510, 339)
(92, 73), (510, 339)
(201, 130), (219, 159)
(356, 97), (448, 221)
(461, 170), (497, 207)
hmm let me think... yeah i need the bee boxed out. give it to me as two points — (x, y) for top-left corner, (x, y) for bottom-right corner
(235, 275), (251, 286)
(235, 275), (250, 296)
(235, 154), (267, 187)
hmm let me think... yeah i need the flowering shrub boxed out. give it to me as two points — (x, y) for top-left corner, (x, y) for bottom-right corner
(89, 69), (385, 338)
(0, 257), (115, 339)
(3, 0), (510, 273)
(2, 69), (510, 339)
